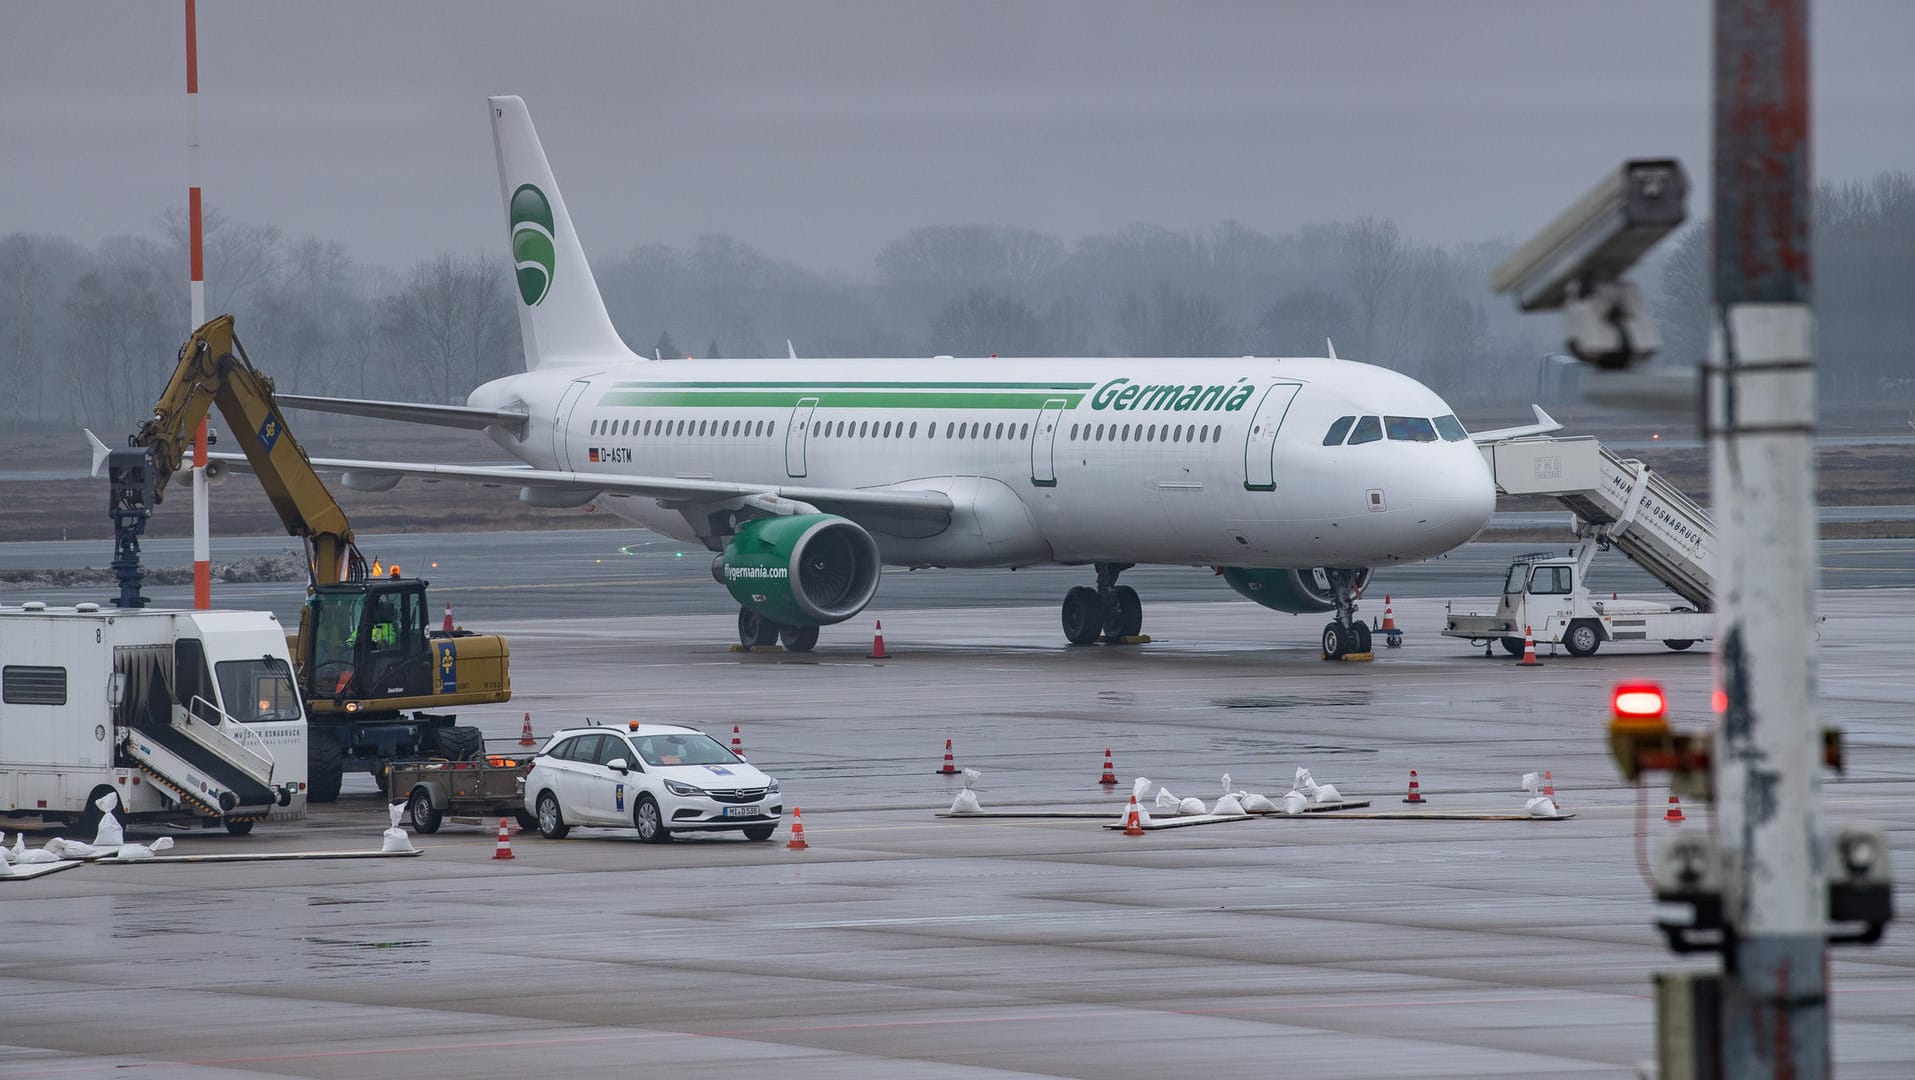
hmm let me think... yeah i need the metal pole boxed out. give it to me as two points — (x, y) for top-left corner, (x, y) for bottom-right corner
(1708, 1), (1826, 1075)
(186, 0), (211, 609)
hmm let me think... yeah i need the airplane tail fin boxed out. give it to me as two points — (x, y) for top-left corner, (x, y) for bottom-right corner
(488, 95), (634, 369)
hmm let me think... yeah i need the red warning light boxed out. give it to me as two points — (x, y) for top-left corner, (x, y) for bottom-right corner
(1711, 688), (1727, 713)
(1612, 681), (1666, 720)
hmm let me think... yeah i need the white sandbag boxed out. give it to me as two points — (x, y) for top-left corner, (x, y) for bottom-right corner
(46, 837), (105, 859)
(960, 767), (981, 788)
(1294, 767), (1317, 792)
(92, 791), (125, 847)
(1522, 771), (1542, 795)
(0, 839), (10, 869)
(948, 789), (982, 814)
(1311, 784), (1343, 805)
(382, 802), (416, 853)
(1154, 787), (1182, 810)
(1241, 792), (1278, 813)
(1178, 796), (1206, 816)
(10, 831), (23, 862)
(1118, 802), (1154, 827)
(1131, 777), (1152, 800)
(114, 836), (176, 861)
(1281, 790), (1309, 816)
(1212, 793), (1247, 817)
(1525, 795), (1560, 819)
(15, 844), (61, 864)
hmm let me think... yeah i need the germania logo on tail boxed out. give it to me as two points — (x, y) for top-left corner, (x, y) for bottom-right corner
(510, 183), (555, 306)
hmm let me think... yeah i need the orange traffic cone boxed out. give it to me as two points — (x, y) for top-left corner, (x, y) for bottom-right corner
(1099, 748), (1118, 786)
(936, 738), (957, 775)
(786, 807), (809, 850)
(1381, 595), (1397, 633)
(1664, 793), (1686, 824)
(868, 620), (887, 659)
(1122, 793), (1146, 836)
(731, 724), (744, 757)
(518, 712), (536, 748)
(492, 817), (515, 860)
(442, 602), (454, 634)
(1520, 625), (1541, 666)
(1544, 769), (1559, 811)
(1403, 769), (1426, 804)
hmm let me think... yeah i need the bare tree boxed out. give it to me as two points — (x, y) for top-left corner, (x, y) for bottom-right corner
(380, 253), (514, 402)
(1342, 217), (1408, 359)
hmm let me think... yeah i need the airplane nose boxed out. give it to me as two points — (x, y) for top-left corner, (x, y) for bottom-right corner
(1409, 445), (1496, 550)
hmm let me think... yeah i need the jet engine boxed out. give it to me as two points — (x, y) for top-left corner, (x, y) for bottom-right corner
(1219, 567), (1374, 613)
(712, 514), (882, 627)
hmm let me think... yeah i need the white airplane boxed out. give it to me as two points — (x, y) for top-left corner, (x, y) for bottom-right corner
(273, 96), (1555, 658)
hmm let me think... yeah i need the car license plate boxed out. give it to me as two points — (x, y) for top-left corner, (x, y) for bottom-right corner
(723, 805), (760, 818)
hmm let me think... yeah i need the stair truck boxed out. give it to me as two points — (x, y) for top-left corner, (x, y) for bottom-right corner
(108, 314), (511, 802)
(0, 600), (305, 835)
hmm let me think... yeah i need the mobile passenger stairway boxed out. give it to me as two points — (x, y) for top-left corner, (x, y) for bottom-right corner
(123, 698), (282, 820)
(1480, 435), (1715, 610)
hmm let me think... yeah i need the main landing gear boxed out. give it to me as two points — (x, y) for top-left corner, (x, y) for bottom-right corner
(737, 608), (819, 653)
(1061, 562), (1144, 646)
(1318, 568), (1372, 660)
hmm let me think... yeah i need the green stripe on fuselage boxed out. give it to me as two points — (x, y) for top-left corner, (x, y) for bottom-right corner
(599, 390), (1085, 409)
(609, 380), (1095, 390)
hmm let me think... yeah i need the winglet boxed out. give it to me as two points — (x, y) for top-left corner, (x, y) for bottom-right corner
(84, 428), (111, 478)
(787, 339), (798, 360)
(1325, 338), (1338, 360)
(1469, 403), (1567, 445)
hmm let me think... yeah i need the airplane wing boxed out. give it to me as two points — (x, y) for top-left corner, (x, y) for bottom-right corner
(276, 394), (529, 435)
(1470, 404), (1564, 444)
(204, 449), (955, 534)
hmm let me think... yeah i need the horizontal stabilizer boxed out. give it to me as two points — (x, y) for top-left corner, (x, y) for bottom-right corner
(276, 394), (528, 434)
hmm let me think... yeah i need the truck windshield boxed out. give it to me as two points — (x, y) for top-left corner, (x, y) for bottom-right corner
(1503, 564), (1525, 597)
(309, 592), (365, 672)
(215, 658), (302, 723)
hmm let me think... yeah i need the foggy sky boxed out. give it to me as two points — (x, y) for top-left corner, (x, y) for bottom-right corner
(5, 1), (1912, 275)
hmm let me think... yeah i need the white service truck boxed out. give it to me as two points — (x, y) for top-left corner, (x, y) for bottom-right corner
(0, 602), (307, 835)
(1442, 542), (1712, 657)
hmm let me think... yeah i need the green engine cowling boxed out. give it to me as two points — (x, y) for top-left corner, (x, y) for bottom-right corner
(1220, 567), (1374, 613)
(712, 513), (882, 627)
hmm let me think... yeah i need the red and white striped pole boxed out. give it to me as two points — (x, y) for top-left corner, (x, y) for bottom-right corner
(185, 0), (210, 609)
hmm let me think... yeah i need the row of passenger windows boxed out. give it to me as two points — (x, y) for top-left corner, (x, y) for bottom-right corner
(592, 417), (778, 439)
(1069, 422), (1224, 444)
(1322, 414), (1470, 446)
(588, 416), (1042, 442)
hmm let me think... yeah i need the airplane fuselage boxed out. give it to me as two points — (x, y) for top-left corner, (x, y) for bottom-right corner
(468, 355), (1496, 570)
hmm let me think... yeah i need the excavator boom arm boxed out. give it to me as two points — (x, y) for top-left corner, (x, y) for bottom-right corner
(138, 315), (359, 584)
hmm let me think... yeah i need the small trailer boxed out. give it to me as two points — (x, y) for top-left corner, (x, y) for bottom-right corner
(1444, 544), (1712, 657)
(391, 754), (536, 833)
(0, 602), (307, 834)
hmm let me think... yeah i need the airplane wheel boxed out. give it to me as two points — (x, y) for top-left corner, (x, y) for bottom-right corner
(1351, 622), (1373, 653)
(738, 608), (781, 648)
(1062, 587), (1102, 645)
(1321, 622), (1347, 660)
(779, 624), (820, 653)
(1114, 585), (1143, 639)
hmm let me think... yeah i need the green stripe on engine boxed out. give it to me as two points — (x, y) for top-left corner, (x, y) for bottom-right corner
(599, 390), (1084, 409)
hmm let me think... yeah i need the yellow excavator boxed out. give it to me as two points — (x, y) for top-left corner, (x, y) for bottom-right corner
(110, 314), (511, 802)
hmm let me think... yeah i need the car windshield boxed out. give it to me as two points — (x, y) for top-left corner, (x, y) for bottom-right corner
(630, 732), (737, 767)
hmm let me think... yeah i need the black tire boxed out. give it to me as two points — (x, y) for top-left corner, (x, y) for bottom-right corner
(407, 787), (442, 834)
(1664, 639), (1697, 651)
(1564, 620), (1603, 658)
(1114, 585), (1143, 639)
(743, 824), (776, 841)
(1062, 586), (1102, 645)
(1500, 637), (1525, 656)
(634, 794), (671, 843)
(224, 820), (255, 837)
(514, 810), (539, 832)
(1321, 622), (1347, 660)
(1351, 622), (1373, 654)
(780, 624), (820, 653)
(535, 791), (569, 839)
(738, 608), (781, 647)
(308, 729), (345, 804)
(434, 724), (485, 762)
(78, 785), (121, 839)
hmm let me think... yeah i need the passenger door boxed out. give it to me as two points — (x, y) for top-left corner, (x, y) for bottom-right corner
(553, 733), (608, 823)
(1242, 383), (1301, 491)
(553, 379), (593, 470)
(784, 397), (818, 478)
(585, 734), (639, 825)
(1029, 399), (1066, 487)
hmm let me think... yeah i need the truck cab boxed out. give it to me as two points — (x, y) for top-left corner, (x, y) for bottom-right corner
(1444, 542), (1712, 657)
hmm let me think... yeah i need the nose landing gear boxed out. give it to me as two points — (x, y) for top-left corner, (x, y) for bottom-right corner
(1319, 568), (1372, 660)
(1061, 562), (1145, 645)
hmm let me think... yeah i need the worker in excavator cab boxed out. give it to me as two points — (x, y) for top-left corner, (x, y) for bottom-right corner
(369, 598), (399, 650)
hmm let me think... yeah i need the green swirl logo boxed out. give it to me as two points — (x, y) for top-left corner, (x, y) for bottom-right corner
(510, 184), (556, 306)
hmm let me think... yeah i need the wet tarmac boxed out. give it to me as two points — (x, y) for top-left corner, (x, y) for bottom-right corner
(3, 591), (1911, 1078)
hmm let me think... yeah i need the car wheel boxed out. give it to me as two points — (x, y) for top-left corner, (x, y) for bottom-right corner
(743, 824), (776, 841)
(536, 791), (569, 839)
(1564, 620), (1602, 657)
(1664, 639), (1696, 651)
(515, 810), (539, 832)
(407, 787), (442, 834)
(1500, 637), (1525, 656)
(634, 794), (671, 843)
(224, 819), (255, 836)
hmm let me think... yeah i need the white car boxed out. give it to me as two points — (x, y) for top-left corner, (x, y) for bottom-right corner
(523, 723), (782, 842)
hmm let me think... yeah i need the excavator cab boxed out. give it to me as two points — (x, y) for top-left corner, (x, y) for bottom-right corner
(305, 579), (432, 702)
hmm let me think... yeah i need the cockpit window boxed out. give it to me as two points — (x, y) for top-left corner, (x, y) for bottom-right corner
(1322, 416), (1356, 446)
(1385, 416), (1439, 442)
(1434, 414), (1469, 442)
(1346, 416), (1382, 445)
